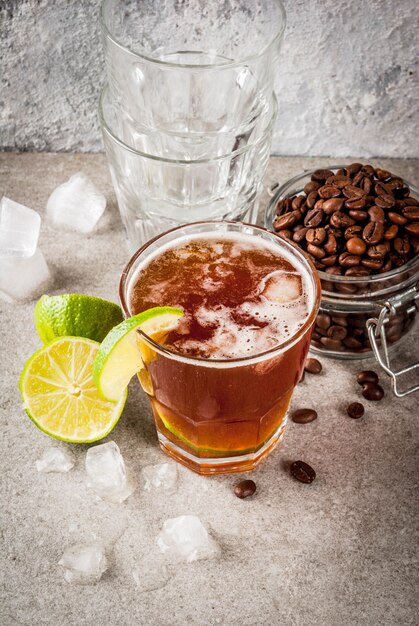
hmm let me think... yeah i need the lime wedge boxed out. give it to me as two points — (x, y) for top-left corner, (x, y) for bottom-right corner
(93, 307), (184, 402)
(19, 337), (126, 443)
(35, 294), (123, 344)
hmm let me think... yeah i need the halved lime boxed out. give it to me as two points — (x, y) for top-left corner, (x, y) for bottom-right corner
(35, 294), (123, 344)
(93, 307), (184, 402)
(19, 337), (126, 443)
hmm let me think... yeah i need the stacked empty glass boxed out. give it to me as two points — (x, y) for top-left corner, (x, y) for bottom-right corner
(99, 0), (286, 250)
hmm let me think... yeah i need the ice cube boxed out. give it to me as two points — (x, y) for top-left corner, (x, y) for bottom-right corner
(85, 441), (135, 503)
(157, 515), (219, 563)
(59, 543), (107, 584)
(132, 552), (170, 592)
(36, 447), (75, 473)
(0, 248), (51, 303)
(0, 196), (41, 258)
(261, 271), (302, 304)
(46, 172), (106, 234)
(141, 463), (178, 493)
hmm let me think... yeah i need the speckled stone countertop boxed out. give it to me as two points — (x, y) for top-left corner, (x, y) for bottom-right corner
(1, 154), (418, 626)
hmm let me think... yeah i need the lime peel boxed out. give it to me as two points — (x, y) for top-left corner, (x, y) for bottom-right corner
(93, 307), (184, 402)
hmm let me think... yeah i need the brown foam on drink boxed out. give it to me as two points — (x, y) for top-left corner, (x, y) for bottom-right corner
(128, 233), (313, 360)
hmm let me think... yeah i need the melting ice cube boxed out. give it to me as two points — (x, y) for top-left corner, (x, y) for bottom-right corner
(59, 543), (107, 584)
(0, 196), (41, 258)
(36, 447), (75, 473)
(0, 248), (51, 303)
(157, 515), (219, 563)
(141, 463), (178, 493)
(85, 441), (135, 503)
(261, 271), (302, 304)
(46, 172), (106, 233)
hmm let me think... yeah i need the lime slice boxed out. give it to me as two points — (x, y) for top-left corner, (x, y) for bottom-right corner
(35, 294), (123, 344)
(93, 307), (184, 402)
(19, 337), (127, 443)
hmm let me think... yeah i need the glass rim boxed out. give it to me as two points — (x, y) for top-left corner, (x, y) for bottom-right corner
(98, 84), (278, 165)
(100, 0), (286, 70)
(119, 220), (321, 367)
(264, 164), (419, 285)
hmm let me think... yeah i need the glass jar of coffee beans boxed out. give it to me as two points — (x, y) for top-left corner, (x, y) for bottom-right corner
(265, 164), (419, 361)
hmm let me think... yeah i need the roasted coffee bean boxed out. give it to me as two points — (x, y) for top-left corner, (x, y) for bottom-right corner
(394, 236), (410, 256)
(388, 211), (407, 226)
(293, 227), (308, 243)
(380, 259), (393, 272)
(304, 208), (324, 228)
(339, 252), (361, 267)
(361, 177), (373, 194)
(362, 383), (384, 401)
(322, 254), (338, 266)
(368, 206), (385, 222)
(345, 266), (371, 276)
(346, 237), (367, 255)
(276, 229), (293, 239)
(304, 357), (322, 374)
(376, 193), (395, 209)
(361, 258), (383, 270)
(306, 227), (326, 245)
(234, 479), (257, 499)
(348, 209), (368, 221)
(331, 211), (355, 229)
(304, 181), (321, 195)
(324, 232), (338, 254)
(404, 197), (419, 206)
(327, 325), (347, 340)
(405, 223), (419, 236)
(383, 224), (398, 240)
(306, 243), (325, 259)
(318, 185), (341, 199)
(357, 370), (379, 385)
(290, 460), (316, 484)
(347, 162), (363, 176)
(344, 225), (363, 240)
(345, 197), (367, 211)
(316, 313), (331, 329)
(403, 205), (419, 220)
(347, 402), (365, 419)
(343, 336), (363, 349)
(343, 184), (365, 199)
(374, 181), (393, 197)
(367, 243), (389, 259)
(412, 238), (419, 255)
(374, 168), (391, 181)
(292, 408), (318, 424)
(363, 221), (384, 244)
(320, 336), (344, 349)
(352, 171), (365, 187)
(312, 169), (334, 182)
(322, 197), (344, 214)
(292, 196), (306, 211)
(306, 190), (319, 209)
(274, 210), (301, 230)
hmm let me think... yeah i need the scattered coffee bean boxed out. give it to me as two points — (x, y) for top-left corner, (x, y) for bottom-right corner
(362, 383), (384, 401)
(304, 357), (322, 374)
(290, 460), (316, 484)
(357, 370), (379, 385)
(347, 402), (365, 419)
(292, 408), (318, 424)
(234, 479), (257, 499)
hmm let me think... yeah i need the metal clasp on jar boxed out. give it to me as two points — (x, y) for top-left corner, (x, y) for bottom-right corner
(366, 284), (419, 396)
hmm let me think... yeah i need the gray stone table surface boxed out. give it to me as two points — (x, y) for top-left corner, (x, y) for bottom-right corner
(1, 153), (418, 626)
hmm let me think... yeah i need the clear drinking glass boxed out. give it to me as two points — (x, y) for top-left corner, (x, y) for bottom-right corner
(99, 86), (277, 250)
(100, 0), (286, 137)
(119, 221), (321, 474)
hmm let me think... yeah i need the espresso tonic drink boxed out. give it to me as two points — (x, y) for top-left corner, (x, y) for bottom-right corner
(120, 222), (320, 474)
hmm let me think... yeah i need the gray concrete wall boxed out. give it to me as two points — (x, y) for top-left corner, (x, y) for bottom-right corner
(1, 0), (418, 157)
